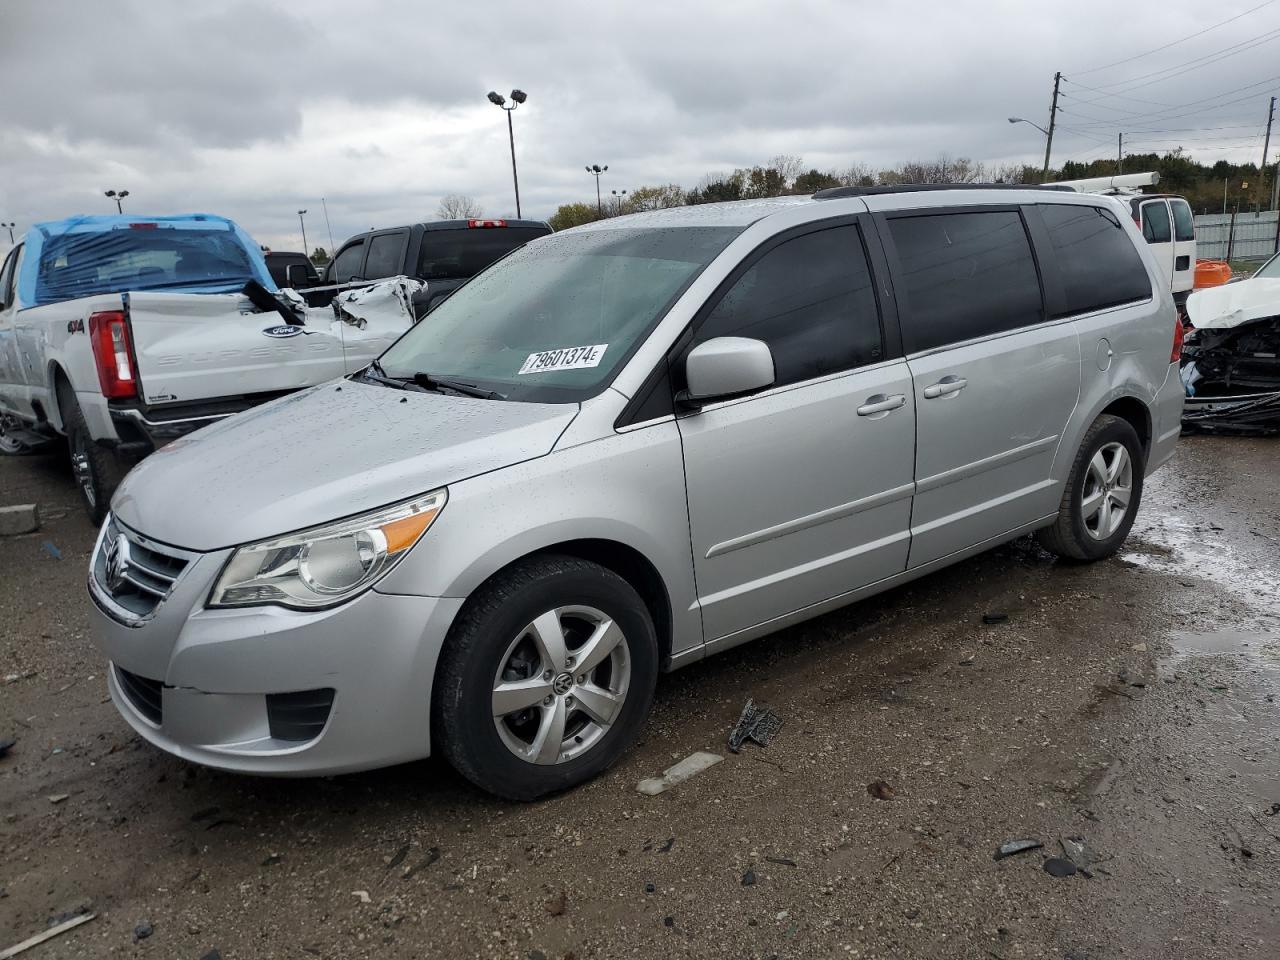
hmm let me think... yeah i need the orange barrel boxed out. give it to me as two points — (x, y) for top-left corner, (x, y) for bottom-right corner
(1194, 260), (1232, 289)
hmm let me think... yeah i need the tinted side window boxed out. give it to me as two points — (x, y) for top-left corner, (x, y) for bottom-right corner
(1141, 201), (1171, 243)
(695, 225), (882, 388)
(887, 211), (1042, 353)
(331, 240), (366, 283)
(1171, 199), (1195, 242)
(1039, 204), (1152, 317)
(364, 232), (407, 280)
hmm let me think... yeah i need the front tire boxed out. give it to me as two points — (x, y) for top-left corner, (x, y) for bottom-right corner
(62, 393), (124, 524)
(433, 555), (659, 801)
(1036, 414), (1145, 561)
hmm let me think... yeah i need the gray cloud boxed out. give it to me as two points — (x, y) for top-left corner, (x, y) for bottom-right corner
(2, 0), (1277, 250)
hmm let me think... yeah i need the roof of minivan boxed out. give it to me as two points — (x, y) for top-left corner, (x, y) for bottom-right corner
(568, 187), (1113, 233)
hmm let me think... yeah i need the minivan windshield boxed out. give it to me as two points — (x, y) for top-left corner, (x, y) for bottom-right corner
(376, 226), (743, 403)
(1255, 252), (1280, 280)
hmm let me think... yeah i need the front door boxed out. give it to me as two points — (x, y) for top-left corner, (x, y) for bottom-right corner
(0, 245), (26, 417)
(880, 208), (1081, 568)
(677, 222), (916, 642)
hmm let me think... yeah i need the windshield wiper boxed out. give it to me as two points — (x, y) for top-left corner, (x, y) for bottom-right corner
(412, 372), (505, 400)
(354, 358), (409, 389)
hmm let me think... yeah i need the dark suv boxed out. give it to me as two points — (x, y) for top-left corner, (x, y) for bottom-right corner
(322, 218), (552, 316)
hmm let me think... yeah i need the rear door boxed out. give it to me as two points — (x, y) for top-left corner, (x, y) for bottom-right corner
(1138, 198), (1175, 292)
(1169, 198), (1196, 297)
(677, 219), (916, 642)
(126, 291), (349, 405)
(880, 206), (1080, 568)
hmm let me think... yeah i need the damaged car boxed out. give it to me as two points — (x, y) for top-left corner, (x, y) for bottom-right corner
(1182, 250), (1280, 434)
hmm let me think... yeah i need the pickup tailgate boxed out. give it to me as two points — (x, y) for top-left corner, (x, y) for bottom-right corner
(127, 291), (353, 405)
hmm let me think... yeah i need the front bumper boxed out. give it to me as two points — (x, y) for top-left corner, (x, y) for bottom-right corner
(88, 529), (463, 776)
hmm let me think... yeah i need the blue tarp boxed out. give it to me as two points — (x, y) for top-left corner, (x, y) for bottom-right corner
(15, 213), (275, 309)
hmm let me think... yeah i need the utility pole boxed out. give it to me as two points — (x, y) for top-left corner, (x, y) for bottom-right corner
(1117, 133), (1123, 173)
(1043, 71), (1061, 179)
(1260, 97), (1276, 206)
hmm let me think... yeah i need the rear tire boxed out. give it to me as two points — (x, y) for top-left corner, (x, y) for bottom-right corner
(1036, 414), (1145, 562)
(61, 392), (124, 525)
(432, 555), (658, 801)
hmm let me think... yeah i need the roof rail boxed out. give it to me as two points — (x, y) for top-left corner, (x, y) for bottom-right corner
(813, 183), (1075, 200)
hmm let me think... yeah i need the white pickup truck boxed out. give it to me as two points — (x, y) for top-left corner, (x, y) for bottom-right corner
(0, 214), (412, 520)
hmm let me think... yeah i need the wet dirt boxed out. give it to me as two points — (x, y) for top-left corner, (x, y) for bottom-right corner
(1, 435), (1278, 959)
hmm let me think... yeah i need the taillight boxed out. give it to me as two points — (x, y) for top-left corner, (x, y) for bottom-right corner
(88, 311), (138, 398)
(467, 219), (507, 228)
(1170, 310), (1185, 363)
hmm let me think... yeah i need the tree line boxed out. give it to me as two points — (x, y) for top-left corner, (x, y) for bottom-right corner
(545, 150), (1276, 230)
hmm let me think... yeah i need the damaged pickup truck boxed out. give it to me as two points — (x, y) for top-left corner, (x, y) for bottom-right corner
(1181, 250), (1280, 434)
(0, 214), (417, 520)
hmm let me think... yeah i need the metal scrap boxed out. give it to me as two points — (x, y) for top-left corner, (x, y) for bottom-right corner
(727, 698), (784, 753)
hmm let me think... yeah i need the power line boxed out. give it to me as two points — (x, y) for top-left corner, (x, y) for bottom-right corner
(1070, 0), (1277, 76)
(1081, 26), (1280, 96)
(1057, 74), (1280, 128)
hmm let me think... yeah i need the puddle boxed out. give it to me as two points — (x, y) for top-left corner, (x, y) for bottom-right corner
(1124, 513), (1280, 609)
(1169, 630), (1278, 656)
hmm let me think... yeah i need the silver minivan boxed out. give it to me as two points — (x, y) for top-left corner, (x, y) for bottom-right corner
(88, 187), (1185, 799)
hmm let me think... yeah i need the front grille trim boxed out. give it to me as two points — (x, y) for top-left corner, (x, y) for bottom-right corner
(91, 516), (199, 624)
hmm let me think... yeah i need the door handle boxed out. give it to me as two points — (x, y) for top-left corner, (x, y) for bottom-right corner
(922, 376), (968, 400)
(856, 393), (906, 417)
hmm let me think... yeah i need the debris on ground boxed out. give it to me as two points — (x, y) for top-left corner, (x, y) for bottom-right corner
(261, 853), (284, 867)
(0, 738), (15, 759)
(765, 856), (797, 867)
(741, 868), (756, 886)
(199, 950), (221, 960)
(1043, 857), (1078, 878)
(46, 794), (69, 804)
(0, 912), (95, 959)
(643, 882), (656, 894)
(544, 891), (567, 916)
(867, 780), (896, 801)
(402, 847), (440, 879)
(385, 844), (409, 870)
(132, 922), (153, 942)
(982, 612), (1009, 625)
(0, 504), (39, 537)
(352, 891), (371, 904)
(658, 838), (675, 853)
(993, 839), (1043, 861)
(727, 699), (784, 753)
(39, 541), (61, 561)
(1060, 835), (1099, 873)
(636, 751), (723, 796)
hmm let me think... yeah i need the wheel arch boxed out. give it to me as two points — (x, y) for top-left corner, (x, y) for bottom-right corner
(446, 537), (676, 672)
(47, 360), (74, 432)
(1098, 395), (1152, 460)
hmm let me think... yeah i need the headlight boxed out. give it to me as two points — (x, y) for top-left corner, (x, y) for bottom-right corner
(208, 489), (446, 609)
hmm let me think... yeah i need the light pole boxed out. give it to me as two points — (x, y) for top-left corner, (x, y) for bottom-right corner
(1008, 117), (1052, 178)
(611, 189), (628, 216)
(1, 222), (14, 244)
(104, 189), (130, 214)
(487, 89), (527, 218)
(586, 164), (608, 216)
(297, 209), (308, 256)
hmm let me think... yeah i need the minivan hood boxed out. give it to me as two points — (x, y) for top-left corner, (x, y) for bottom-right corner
(111, 381), (578, 551)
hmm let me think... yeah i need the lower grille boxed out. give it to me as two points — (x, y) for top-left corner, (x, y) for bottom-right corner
(116, 666), (163, 724)
(266, 689), (335, 742)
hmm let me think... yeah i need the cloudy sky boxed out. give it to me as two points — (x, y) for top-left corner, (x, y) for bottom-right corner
(2, 0), (1278, 252)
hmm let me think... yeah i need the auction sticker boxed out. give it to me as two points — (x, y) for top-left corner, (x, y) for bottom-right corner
(518, 343), (608, 375)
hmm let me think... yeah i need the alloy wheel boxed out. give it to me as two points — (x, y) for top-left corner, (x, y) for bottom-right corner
(491, 605), (630, 765)
(1081, 441), (1132, 540)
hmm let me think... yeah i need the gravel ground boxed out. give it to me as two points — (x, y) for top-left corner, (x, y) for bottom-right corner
(1, 435), (1278, 959)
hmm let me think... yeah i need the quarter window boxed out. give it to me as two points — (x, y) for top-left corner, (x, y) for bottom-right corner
(1171, 199), (1195, 242)
(331, 240), (366, 283)
(694, 225), (883, 388)
(1040, 204), (1152, 316)
(1141, 201), (1172, 243)
(0, 245), (19, 310)
(887, 211), (1042, 353)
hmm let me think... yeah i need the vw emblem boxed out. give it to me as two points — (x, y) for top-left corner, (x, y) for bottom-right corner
(552, 672), (575, 696)
(106, 533), (131, 593)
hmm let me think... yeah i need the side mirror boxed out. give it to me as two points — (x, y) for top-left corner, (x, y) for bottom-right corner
(684, 336), (775, 403)
(285, 263), (312, 288)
